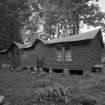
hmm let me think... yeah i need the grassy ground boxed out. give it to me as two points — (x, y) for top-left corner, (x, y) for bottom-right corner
(0, 68), (105, 104)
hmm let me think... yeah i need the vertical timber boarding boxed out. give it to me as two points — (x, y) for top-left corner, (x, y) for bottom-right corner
(20, 42), (47, 68)
(89, 33), (103, 69)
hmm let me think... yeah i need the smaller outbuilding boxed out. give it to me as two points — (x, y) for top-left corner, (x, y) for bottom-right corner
(19, 38), (46, 71)
(0, 42), (21, 70)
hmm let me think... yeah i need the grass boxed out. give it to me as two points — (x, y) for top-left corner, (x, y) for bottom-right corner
(0, 68), (105, 104)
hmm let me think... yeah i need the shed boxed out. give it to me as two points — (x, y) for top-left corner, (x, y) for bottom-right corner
(0, 33), (23, 70)
(20, 29), (104, 74)
(19, 38), (47, 70)
(0, 42), (21, 69)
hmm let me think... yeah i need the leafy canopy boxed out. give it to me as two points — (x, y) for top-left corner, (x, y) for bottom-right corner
(24, 0), (105, 40)
(0, 0), (31, 49)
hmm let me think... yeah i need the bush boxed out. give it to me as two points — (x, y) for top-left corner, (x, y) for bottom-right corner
(69, 94), (98, 105)
(8, 84), (98, 105)
(33, 84), (69, 105)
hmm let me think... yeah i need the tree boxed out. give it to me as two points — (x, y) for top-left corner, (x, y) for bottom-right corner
(33, 0), (105, 39)
(0, 0), (31, 49)
(22, 0), (105, 42)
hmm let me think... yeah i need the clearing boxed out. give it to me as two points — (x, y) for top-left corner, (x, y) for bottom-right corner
(0, 68), (105, 104)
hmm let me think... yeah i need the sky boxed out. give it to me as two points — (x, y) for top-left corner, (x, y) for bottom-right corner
(96, 0), (105, 42)
(98, 0), (105, 12)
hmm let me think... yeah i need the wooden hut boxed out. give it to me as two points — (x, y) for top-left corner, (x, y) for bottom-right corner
(0, 42), (21, 70)
(20, 29), (104, 74)
(0, 33), (23, 70)
(19, 39), (47, 70)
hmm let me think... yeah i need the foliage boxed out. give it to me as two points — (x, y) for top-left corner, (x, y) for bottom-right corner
(34, 84), (68, 103)
(70, 94), (98, 105)
(14, 84), (98, 105)
(24, 0), (105, 41)
(1, 0), (104, 44)
(0, 0), (32, 49)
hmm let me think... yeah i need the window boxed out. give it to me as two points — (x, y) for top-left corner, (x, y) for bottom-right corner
(56, 45), (72, 62)
(56, 46), (62, 62)
(65, 46), (72, 62)
(57, 50), (62, 62)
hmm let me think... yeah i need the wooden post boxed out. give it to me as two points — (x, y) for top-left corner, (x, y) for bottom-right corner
(49, 68), (53, 74)
(64, 68), (69, 75)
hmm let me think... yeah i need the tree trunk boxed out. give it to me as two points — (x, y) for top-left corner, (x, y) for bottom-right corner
(76, 12), (79, 34)
(57, 24), (60, 38)
(73, 22), (76, 34)
(69, 20), (72, 36)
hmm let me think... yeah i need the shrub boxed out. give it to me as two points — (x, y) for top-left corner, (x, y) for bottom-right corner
(70, 94), (98, 105)
(33, 84), (69, 105)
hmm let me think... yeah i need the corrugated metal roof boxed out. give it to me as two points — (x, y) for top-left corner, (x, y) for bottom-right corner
(46, 29), (101, 44)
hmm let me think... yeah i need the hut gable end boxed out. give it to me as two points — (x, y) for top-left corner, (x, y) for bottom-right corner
(20, 41), (46, 67)
(89, 32), (103, 66)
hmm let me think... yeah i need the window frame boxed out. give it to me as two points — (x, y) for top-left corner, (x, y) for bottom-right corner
(56, 45), (63, 62)
(56, 44), (72, 62)
(64, 45), (72, 62)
